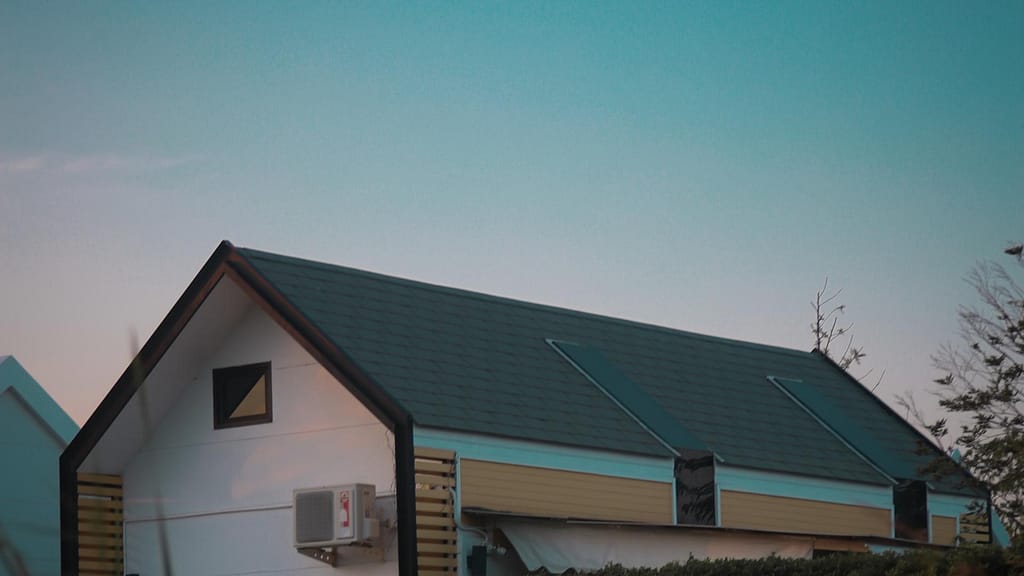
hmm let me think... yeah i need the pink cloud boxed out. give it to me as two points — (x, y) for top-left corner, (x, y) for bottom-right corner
(0, 155), (47, 174)
(0, 153), (191, 176)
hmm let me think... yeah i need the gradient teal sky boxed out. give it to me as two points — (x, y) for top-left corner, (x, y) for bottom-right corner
(1, 2), (1021, 425)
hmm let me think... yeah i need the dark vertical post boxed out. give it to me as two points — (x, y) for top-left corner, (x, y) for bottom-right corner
(59, 455), (77, 575)
(395, 418), (418, 576)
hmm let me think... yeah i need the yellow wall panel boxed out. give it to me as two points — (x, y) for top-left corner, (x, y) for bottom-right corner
(459, 459), (673, 524)
(720, 490), (890, 537)
(932, 515), (957, 545)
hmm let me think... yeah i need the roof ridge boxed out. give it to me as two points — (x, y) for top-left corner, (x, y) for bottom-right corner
(236, 247), (813, 359)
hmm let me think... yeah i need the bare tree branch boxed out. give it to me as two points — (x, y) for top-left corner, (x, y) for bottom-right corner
(914, 243), (1024, 542)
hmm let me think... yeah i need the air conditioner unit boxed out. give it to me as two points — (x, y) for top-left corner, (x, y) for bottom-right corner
(294, 484), (379, 548)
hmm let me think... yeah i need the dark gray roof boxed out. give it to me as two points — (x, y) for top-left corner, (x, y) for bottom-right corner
(237, 247), (974, 494)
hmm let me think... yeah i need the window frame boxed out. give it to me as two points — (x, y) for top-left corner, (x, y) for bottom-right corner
(213, 361), (273, 429)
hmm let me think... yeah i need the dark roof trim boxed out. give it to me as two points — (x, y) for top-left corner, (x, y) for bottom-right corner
(62, 240), (236, 475)
(61, 239), (235, 575)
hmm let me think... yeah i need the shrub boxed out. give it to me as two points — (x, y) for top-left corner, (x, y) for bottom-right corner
(522, 546), (1023, 576)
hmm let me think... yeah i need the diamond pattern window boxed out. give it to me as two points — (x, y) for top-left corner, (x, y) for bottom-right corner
(213, 362), (272, 429)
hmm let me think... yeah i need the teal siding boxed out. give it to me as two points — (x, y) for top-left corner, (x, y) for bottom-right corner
(0, 390), (65, 576)
(716, 465), (893, 510)
(414, 427), (674, 483)
(929, 492), (979, 518)
(0, 357), (77, 576)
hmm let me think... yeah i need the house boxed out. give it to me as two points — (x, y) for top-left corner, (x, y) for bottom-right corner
(1, 355), (78, 576)
(61, 241), (996, 576)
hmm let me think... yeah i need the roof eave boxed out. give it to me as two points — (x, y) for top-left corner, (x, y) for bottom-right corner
(811, 349), (987, 497)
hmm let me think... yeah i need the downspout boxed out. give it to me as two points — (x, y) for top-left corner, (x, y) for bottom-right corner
(394, 416), (418, 576)
(59, 452), (77, 575)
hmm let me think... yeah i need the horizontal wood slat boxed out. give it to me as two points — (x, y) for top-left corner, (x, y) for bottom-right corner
(77, 484), (123, 498)
(417, 514), (455, 528)
(79, 522), (122, 535)
(77, 473), (124, 576)
(418, 542), (459, 554)
(418, 500), (453, 514)
(416, 473), (455, 487)
(415, 447), (457, 574)
(78, 548), (124, 560)
(416, 460), (455, 475)
(419, 555), (459, 568)
(78, 497), (123, 511)
(78, 510), (123, 523)
(79, 559), (123, 572)
(417, 488), (451, 502)
(77, 473), (123, 486)
(415, 447), (456, 461)
(77, 534), (123, 548)
(417, 527), (457, 542)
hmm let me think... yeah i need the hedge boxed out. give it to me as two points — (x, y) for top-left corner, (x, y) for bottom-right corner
(524, 545), (1024, 576)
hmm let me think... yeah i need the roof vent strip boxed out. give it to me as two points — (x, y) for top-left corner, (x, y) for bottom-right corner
(546, 339), (708, 457)
(767, 376), (899, 485)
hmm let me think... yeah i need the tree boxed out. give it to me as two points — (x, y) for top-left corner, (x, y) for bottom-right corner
(812, 278), (884, 387)
(924, 242), (1024, 541)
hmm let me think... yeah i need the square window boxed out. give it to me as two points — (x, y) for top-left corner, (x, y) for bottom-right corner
(213, 362), (272, 429)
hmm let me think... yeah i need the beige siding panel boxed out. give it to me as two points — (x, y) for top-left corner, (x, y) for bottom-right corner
(460, 459), (673, 524)
(932, 515), (957, 545)
(720, 490), (890, 537)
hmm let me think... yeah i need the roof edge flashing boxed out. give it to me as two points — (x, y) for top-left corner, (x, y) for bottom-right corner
(547, 339), (710, 458)
(767, 376), (896, 486)
(547, 339), (679, 457)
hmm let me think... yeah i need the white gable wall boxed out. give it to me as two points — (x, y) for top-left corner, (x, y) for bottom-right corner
(121, 302), (397, 576)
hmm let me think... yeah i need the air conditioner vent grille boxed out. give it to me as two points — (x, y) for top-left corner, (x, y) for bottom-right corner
(295, 490), (334, 544)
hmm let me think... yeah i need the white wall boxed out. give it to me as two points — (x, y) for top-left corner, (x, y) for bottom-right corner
(122, 303), (397, 576)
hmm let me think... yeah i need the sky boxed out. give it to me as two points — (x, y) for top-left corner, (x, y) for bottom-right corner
(1, 2), (1021, 428)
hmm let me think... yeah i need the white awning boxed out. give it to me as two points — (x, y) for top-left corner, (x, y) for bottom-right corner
(497, 518), (814, 574)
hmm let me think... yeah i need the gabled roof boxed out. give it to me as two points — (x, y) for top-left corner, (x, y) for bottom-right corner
(67, 242), (977, 496)
(0, 355), (78, 446)
(236, 246), (973, 494)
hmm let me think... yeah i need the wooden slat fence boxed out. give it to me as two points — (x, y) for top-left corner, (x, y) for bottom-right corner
(77, 473), (124, 575)
(959, 512), (991, 544)
(415, 447), (458, 576)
